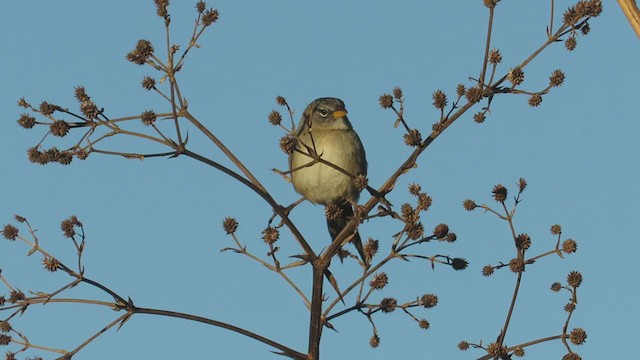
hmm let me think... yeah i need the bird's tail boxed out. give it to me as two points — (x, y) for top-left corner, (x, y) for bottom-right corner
(327, 203), (367, 265)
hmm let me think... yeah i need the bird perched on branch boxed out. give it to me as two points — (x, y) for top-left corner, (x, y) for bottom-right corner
(289, 97), (368, 264)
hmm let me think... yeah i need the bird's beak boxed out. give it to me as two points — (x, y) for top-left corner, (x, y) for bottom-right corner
(332, 110), (348, 118)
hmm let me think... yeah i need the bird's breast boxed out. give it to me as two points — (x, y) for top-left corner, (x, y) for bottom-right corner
(290, 129), (366, 205)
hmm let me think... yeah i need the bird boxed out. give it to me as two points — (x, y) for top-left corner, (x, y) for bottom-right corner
(289, 97), (368, 264)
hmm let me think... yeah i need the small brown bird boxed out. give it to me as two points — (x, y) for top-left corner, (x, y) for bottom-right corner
(289, 97), (367, 263)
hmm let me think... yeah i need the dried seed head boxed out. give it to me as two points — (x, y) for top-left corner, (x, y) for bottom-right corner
(14, 215), (26, 223)
(261, 227), (279, 244)
(418, 319), (430, 329)
(513, 347), (525, 357)
(142, 76), (156, 90)
(17, 97), (29, 108)
(393, 86), (403, 100)
(74, 86), (90, 102)
(569, 328), (587, 345)
(196, 1), (206, 13)
(50, 120), (70, 137)
(565, 302), (576, 312)
(364, 238), (379, 262)
(562, 352), (582, 360)
(508, 66), (525, 86)
(433, 223), (449, 239)
(581, 22), (591, 35)
(528, 94), (543, 107)
(0, 321), (11, 333)
(488, 48), (502, 64)
(407, 222), (424, 240)
(549, 69), (566, 87)
(0, 335), (11, 346)
(515, 233), (531, 250)
(420, 294), (438, 308)
(463, 199), (477, 211)
(567, 271), (583, 288)
(17, 114), (36, 129)
(408, 183), (421, 196)
(565, 36), (577, 51)
(39, 101), (57, 116)
(60, 219), (76, 238)
(482, 265), (495, 276)
(562, 239), (577, 254)
(458, 341), (470, 351)
(473, 112), (486, 123)
(551, 224), (562, 235)
(202, 8), (220, 26)
(126, 39), (155, 65)
(279, 135), (297, 154)
(379, 93), (393, 109)
(483, 0), (501, 9)
(222, 217), (238, 234)
(487, 342), (507, 357)
(401, 203), (418, 224)
(432, 90), (448, 110)
(325, 203), (343, 221)
(465, 86), (482, 103)
(369, 272), (388, 290)
(563, 0), (602, 26)
(353, 175), (368, 192)
(492, 184), (508, 203)
(154, 0), (169, 18)
(57, 151), (73, 165)
(417, 193), (432, 211)
(518, 177), (527, 192)
(268, 110), (282, 126)
(451, 258), (468, 270)
(2, 225), (19, 240)
(79, 101), (98, 121)
(27, 147), (45, 165)
(275, 96), (287, 106)
(551, 282), (562, 292)
(404, 129), (422, 147)
(141, 110), (157, 125)
(43, 257), (60, 272)
(380, 297), (397, 313)
(75, 148), (90, 160)
(369, 334), (380, 348)
(509, 258), (525, 273)
(456, 84), (466, 98)
(446, 232), (457, 242)
(9, 290), (25, 303)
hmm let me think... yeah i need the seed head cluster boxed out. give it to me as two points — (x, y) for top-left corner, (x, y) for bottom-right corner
(222, 217), (238, 234)
(369, 272), (388, 290)
(127, 39), (155, 65)
(279, 135), (297, 154)
(364, 238), (379, 262)
(268, 110), (282, 126)
(378, 94), (394, 109)
(261, 226), (279, 244)
(404, 129), (422, 147)
(432, 90), (447, 110)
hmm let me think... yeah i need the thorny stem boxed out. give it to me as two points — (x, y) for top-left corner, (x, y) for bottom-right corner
(496, 201), (523, 348)
(133, 306), (307, 360)
(63, 313), (132, 359)
(479, 7), (495, 90)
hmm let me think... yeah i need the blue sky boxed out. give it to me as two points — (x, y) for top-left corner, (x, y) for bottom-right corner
(1, 1), (638, 359)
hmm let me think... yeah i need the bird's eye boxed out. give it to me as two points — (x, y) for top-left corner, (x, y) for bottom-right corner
(318, 108), (329, 117)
